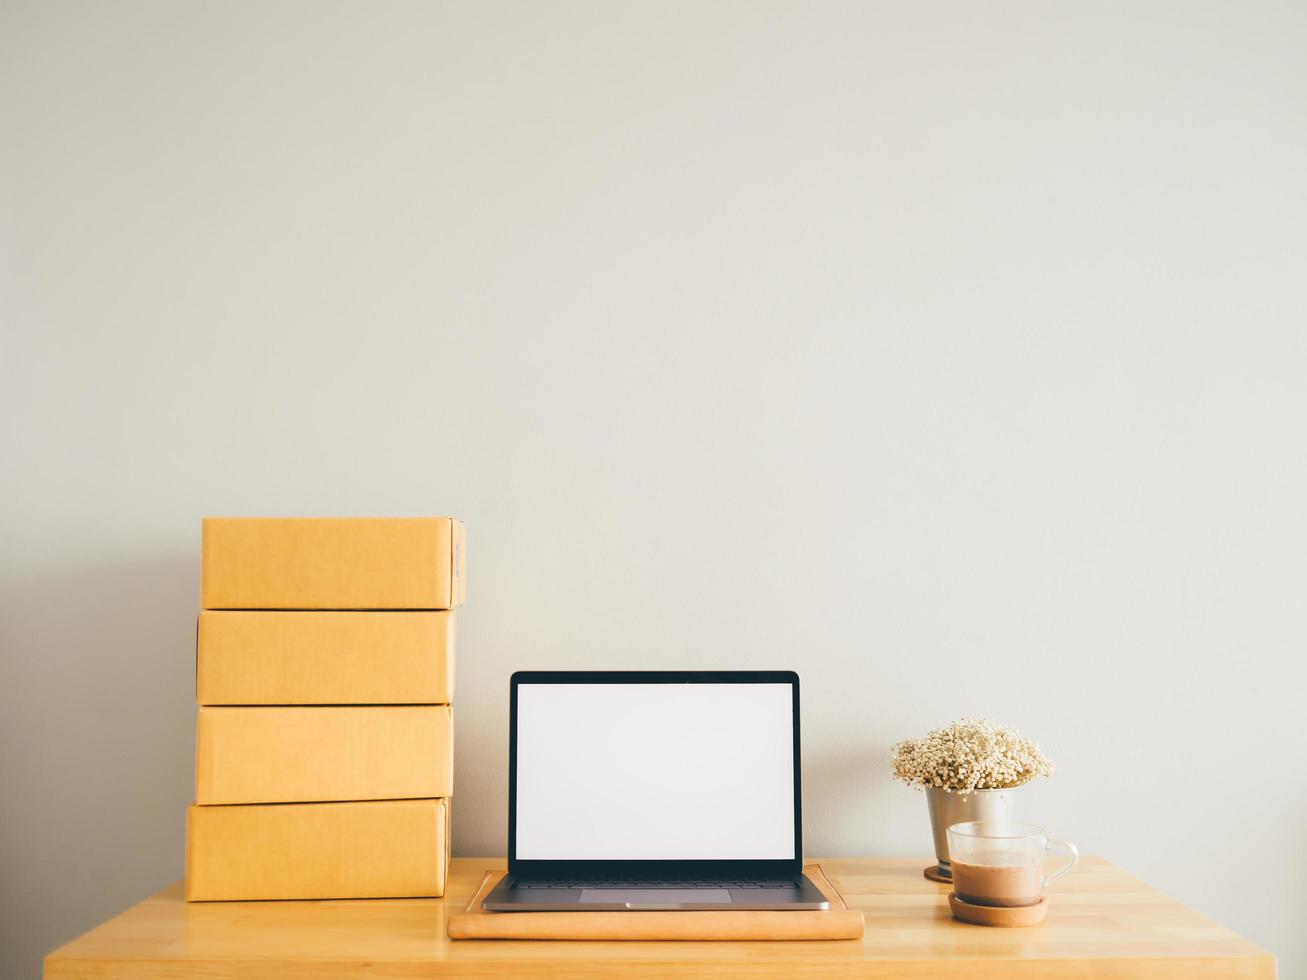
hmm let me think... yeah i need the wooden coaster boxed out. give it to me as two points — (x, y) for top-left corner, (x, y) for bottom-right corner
(923, 864), (952, 884)
(949, 892), (1047, 927)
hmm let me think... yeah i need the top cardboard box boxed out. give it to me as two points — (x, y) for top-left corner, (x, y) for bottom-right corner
(201, 517), (466, 610)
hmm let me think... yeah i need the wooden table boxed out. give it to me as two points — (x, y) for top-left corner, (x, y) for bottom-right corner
(44, 856), (1275, 978)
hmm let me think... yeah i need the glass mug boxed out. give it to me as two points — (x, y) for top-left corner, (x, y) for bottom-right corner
(946, 821), (1079, 908)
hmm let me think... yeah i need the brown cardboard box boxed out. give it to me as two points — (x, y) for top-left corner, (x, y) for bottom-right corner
(196, 610), (455, 705)
(201, 517), (466, 610)
(185, 798), (450, 900)
(195, 705), (453, 804)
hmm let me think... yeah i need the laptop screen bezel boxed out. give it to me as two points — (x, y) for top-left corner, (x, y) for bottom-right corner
(507, 669), (803, 879)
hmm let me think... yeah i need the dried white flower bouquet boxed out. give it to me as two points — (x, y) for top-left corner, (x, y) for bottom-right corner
(891, 718), (1054, 795)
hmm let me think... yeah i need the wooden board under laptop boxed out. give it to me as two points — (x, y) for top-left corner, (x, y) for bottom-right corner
(448, 864), (864, 940)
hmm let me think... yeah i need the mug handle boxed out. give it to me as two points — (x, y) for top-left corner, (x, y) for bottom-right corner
(1041, 837), (1079, 888)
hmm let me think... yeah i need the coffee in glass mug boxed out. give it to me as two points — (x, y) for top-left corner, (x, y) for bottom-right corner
(946, 821), (1078, 908)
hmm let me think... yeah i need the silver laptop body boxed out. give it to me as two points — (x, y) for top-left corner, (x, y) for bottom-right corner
(482, 670), (829, 912)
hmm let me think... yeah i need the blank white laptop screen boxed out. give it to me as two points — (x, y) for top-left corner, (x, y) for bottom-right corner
(514, 682), (795, 860)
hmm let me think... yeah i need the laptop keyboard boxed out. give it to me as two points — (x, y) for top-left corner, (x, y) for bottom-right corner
(517, 880), (795, 890)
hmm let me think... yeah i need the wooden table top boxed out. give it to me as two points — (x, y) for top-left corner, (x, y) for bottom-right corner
(44, 856), (1275, 978)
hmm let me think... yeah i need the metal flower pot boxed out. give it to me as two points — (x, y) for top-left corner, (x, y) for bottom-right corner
(925, 786), (1018, 879)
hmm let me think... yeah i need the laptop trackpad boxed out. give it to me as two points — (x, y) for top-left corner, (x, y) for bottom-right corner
(579, 888), (731, 904)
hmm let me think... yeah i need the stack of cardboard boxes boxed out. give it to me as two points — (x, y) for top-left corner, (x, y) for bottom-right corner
(185, 517), (465, 901)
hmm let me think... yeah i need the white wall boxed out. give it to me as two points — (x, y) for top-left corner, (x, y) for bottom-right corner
(3, 1), (1304, 976)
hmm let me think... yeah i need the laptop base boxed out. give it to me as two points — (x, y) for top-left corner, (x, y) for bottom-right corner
(482, 872), (830, 911)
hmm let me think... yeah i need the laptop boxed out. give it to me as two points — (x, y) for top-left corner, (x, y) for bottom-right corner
(481, 669), (829, 911)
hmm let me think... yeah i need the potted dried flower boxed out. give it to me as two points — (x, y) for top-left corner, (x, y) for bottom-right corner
(891, 718), (1055, 881)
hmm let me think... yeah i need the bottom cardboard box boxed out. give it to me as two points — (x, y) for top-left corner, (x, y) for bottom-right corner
(186, 798), (450, 901)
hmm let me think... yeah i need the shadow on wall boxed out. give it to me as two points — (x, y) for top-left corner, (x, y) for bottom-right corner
(0, 549), (197, 980)
(802, 746), (906, 857)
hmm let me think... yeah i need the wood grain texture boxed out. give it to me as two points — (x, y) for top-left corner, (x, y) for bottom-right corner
(44, 856), (1275, 979)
